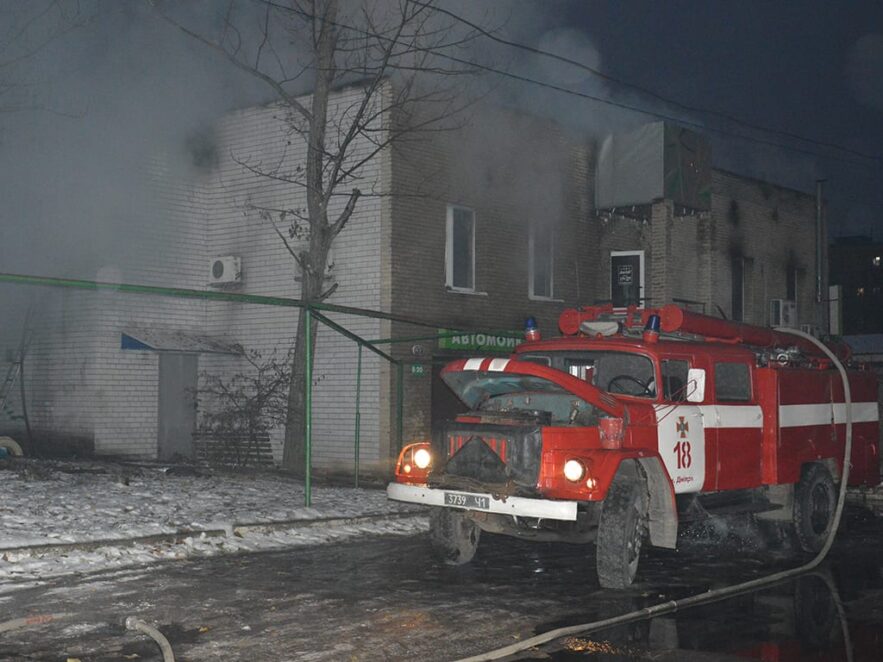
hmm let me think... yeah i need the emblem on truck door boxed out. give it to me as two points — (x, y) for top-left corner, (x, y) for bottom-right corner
(656, 406), (705, 493)
(676, 416), (689, 438)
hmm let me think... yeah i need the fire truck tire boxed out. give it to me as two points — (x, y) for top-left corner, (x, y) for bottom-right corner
(793, 463), (836, 554)
(429, 507), (481, 565)
(596, 464), (648, 589)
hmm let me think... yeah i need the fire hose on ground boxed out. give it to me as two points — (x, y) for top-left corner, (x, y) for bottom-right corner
(126, 616), (176, 662)
(457, 328), (855, 662)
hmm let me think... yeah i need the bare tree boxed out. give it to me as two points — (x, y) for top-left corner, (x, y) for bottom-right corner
(152, 0), (478, 475)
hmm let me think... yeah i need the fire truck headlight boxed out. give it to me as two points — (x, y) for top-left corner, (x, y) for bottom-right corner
(413, 447), (432, 470)
(563, 459), (586, 482)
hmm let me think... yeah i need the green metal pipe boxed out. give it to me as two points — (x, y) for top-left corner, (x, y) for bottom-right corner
(0, 272), (439, 329)
(310, 310), (395, 363)
(1, 273), (528, 340)
(354, 345), (362, 488)
(304, 306), (313, 507)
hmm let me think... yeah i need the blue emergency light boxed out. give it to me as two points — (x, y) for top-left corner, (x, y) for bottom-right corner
(524, 316), (540, 341)
(643, 313), (661, 343)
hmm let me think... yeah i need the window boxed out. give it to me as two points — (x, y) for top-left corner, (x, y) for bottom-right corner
(566, 360), (595, 383)
(786, 265), (797, 301)
(731, 256), (744, 321)
(661, 359), (690, 401)
(714, 362), (751, 402)
(520, 350), (655, 398)
(446, 205), (474, 291)
(529, 225), (553, 299)
(610, 251), (644, 307)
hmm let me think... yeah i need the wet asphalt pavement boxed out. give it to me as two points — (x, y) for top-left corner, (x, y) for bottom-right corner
(1, 508), (882, 661)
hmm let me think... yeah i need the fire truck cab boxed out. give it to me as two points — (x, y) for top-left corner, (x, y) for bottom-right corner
(387, 304), (881, 588)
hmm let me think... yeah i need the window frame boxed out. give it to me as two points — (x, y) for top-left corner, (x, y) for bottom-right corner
(660, 358), (691, 402)
(528, 223), (555, 300)
(610, 250), (645, 309)
(445, 204), (476, 292)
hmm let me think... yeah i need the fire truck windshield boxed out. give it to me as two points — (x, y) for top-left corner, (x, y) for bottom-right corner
(519, 350), (656, 398)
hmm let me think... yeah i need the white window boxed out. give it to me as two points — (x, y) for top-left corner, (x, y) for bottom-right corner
(529, 225), (554, 299)
(446, 205), (474, 291)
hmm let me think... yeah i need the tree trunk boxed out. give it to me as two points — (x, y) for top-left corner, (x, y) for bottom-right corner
(281, 246), (329, 476)
(280, 0), (338, 476)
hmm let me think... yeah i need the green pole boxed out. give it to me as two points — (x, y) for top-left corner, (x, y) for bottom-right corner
(354, 344), (362, 488)
(304, 306), (313, 507)
(396, 362), (404, 453)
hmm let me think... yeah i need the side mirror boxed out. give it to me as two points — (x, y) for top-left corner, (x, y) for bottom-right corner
(686, 368), (706, 403)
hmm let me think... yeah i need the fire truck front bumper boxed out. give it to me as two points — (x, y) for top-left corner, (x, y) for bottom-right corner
(387, 483), (578, 521)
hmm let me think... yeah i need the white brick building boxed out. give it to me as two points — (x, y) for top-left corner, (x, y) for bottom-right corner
(13, 83), (390, 472)
(4, 89), (822, 477)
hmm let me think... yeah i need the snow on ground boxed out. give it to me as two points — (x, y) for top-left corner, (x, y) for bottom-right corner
(0, 461), (426, 588)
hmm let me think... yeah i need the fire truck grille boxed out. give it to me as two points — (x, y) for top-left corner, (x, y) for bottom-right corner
(431, 422), (542, 487)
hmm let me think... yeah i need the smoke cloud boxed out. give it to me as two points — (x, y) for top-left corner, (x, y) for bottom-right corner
(1, 0), (877, 356)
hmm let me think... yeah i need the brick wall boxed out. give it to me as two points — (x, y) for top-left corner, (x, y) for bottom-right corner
(388, 108), (595, 450)
(590, 171), (818, 324)
(710, 170), (818, 325)
(20, 84), (390, 468)
(197, 85), (388, 471)
(21, 156), (209, 458)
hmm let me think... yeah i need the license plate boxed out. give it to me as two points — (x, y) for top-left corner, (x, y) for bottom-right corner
(444, 491), (490, 510)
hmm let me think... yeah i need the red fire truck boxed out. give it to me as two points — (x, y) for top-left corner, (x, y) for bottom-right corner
(387, 304), (881, 588)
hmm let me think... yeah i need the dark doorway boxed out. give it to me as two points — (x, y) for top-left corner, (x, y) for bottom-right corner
(158, 353), (197, 460)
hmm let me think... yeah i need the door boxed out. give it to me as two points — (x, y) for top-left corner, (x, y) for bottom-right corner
(158, 353), (197, 460)
(655, 405), (707, 493)
(654, 358), (713, 494)
(610, 251), (645, 308)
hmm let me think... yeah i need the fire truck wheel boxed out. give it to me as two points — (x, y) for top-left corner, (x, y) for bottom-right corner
(793, 463), (836, 554)
(596, 465), (648, 589)
(429, 507), (481, 565)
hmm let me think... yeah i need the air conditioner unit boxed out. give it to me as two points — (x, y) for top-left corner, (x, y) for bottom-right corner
(209, 256), (241, 286)
(769, 299), (797, 327)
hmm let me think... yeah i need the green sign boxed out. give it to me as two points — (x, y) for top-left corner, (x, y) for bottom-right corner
(410, 364), (426, 376)
(438, 329), (521, 353)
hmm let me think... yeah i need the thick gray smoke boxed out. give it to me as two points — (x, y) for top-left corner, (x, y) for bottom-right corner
(1, 0), (877, 354)
(0, 1), (269, 280)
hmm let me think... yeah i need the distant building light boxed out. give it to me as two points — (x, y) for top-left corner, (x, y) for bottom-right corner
(857, 287), (865, 296)
(874, 256), (881, 267)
